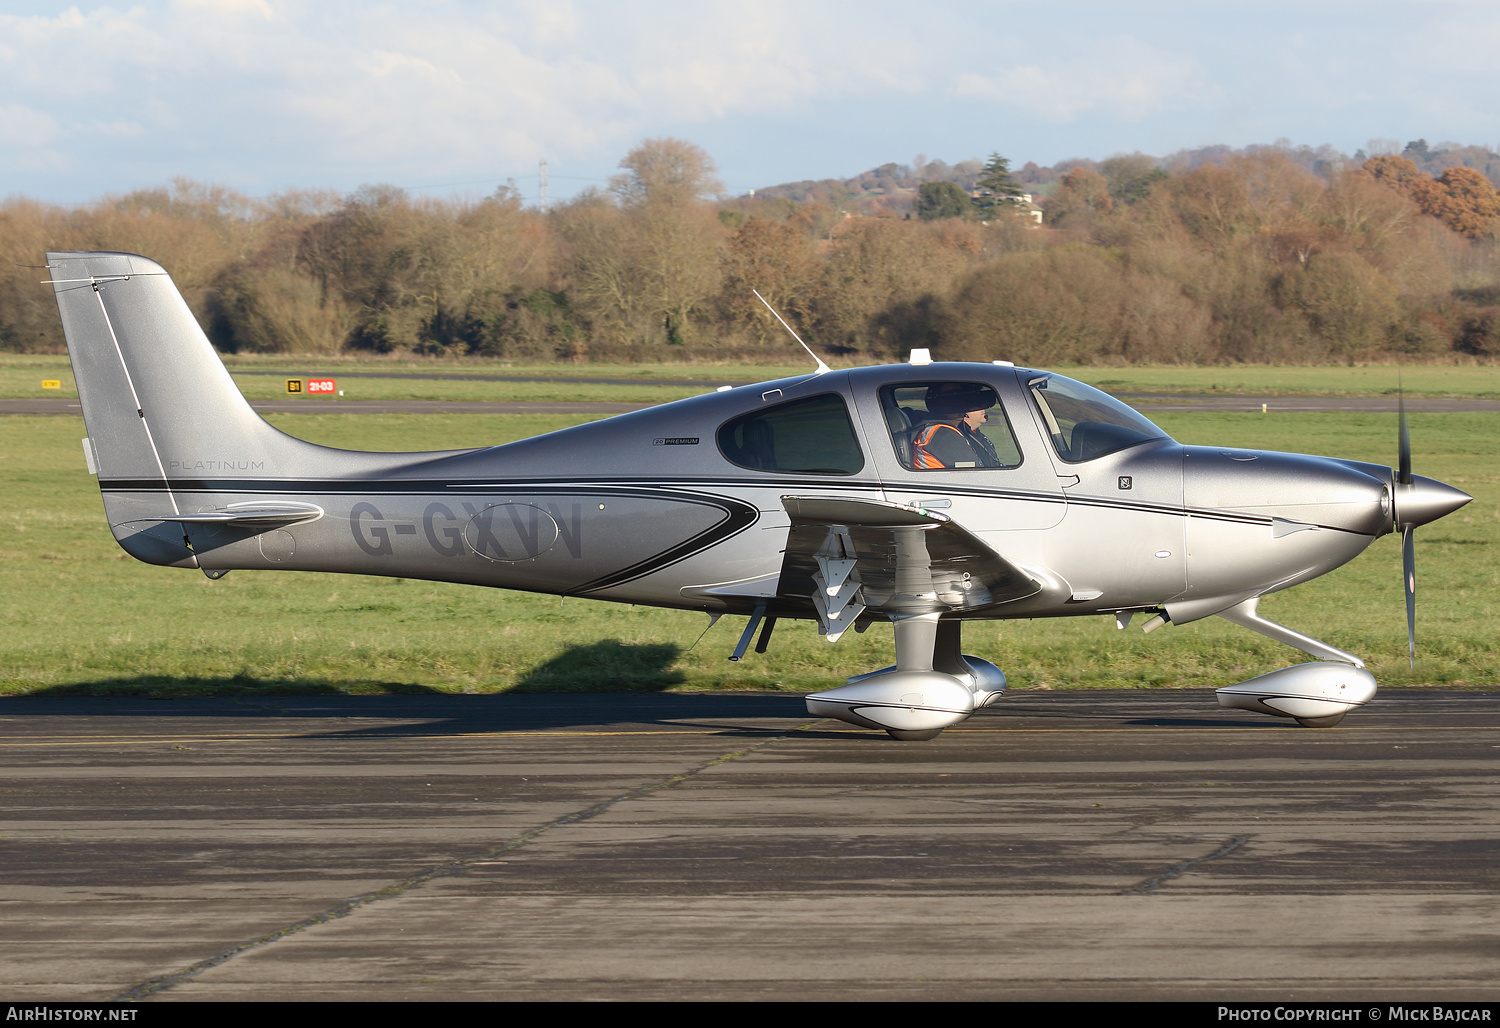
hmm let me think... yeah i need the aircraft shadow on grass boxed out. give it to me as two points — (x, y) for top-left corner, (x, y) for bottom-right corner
(4, 640), (830, 736)
(4, 681), (1279, 739)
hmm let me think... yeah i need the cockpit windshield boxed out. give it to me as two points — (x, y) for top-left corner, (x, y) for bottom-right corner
(1026, 374), (1170, 463)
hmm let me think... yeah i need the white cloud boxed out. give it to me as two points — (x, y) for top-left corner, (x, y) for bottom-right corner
(171, 0), (275, 17)
(83, 118), (145, 138)
(150, 0), (923, 174)
(950, 40), (1220, 122)
(1, 1), (1500, 203)
(0, 1), (938, 194)
(0, 101), (68, 173)
(0, 102), (58, 147)
(510, 0), (579, 44)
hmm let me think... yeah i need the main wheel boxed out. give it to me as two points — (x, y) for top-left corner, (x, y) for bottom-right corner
(886, 728), (943, 741)
(1295, 712), (1346, 728)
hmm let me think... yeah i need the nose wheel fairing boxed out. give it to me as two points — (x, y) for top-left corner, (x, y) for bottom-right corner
(1207, 596), (1377, 727)
(1216, 663), (1378, 727)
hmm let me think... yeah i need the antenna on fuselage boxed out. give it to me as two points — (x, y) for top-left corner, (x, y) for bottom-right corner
(753, 289), (830, 375)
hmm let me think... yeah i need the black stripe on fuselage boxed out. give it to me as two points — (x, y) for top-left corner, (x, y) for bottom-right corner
(98, 475), (890, 494)
(570, 495), (761, 595)
(96, 474), (1366, 534)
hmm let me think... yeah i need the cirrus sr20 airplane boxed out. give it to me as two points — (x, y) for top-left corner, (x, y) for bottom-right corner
(45, 251), (1471, 739)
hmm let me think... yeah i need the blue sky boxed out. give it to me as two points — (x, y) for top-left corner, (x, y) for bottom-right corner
(2, 1), (1497, 206)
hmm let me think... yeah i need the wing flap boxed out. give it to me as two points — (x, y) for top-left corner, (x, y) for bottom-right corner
(778, 496), (1040, 639)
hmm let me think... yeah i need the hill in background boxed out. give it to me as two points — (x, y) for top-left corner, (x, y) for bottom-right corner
(740, 139), (1500, 221)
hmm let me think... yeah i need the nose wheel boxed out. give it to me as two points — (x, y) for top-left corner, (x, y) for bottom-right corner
(887, 728), (944, 741)
(1295, 712), (1347, 728)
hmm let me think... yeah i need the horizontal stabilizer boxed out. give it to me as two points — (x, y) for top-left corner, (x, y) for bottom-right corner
(134, 503), (324, 529)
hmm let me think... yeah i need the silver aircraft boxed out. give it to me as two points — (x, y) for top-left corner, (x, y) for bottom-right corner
(46, 251), (1471, 739)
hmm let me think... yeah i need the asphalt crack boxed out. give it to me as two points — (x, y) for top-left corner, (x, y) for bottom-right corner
(1119, 835), (1249, 895)
(114, 730), (801, 1000)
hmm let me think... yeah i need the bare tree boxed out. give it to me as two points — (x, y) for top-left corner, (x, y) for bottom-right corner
(610, 138), (724, 209)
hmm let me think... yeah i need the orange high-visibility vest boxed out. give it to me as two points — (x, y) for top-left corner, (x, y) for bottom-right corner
(912, 422), (964, 469)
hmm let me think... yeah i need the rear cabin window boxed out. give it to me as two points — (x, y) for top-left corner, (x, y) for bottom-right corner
(717, 393), (864, 475)
(880, 383), (1023, 471)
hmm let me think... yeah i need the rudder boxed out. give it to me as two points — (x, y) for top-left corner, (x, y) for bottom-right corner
(49, 252), (295, 483)
(49, 252), (352, 567)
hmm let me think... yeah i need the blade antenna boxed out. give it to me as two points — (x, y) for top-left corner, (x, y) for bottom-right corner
(753, 290), (829, 375)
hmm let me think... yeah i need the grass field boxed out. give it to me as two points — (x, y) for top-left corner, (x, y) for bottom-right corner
(1, 406), (1494, 698)
(0, 355), (749, 404)
(1069, 364), (1500, 398)
(5, 353), (1500, 401)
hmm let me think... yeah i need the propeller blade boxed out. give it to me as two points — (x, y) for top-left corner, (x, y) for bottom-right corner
(1397, 375), (1412, 486)
(1403, 524), (1416, 668)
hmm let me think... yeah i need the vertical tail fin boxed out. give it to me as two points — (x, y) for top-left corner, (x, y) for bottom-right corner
(50, 252), (303, 566)
(48, 251), (301, 486)
(46, 251), (461, 568)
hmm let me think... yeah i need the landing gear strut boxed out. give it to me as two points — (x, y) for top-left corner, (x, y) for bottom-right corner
(1212, 598), (1377, 726)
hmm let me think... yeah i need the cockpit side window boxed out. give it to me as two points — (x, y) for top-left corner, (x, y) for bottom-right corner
(717, 392), (864, 475)
(880, 383), (1022, 471)
(1027, 374), (1169, 462)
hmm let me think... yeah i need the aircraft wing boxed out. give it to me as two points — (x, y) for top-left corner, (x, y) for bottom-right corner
(778, 495), (1040, 639)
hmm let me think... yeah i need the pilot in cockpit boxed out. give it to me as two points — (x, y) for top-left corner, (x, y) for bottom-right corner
(912, 384), (1004, 469)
